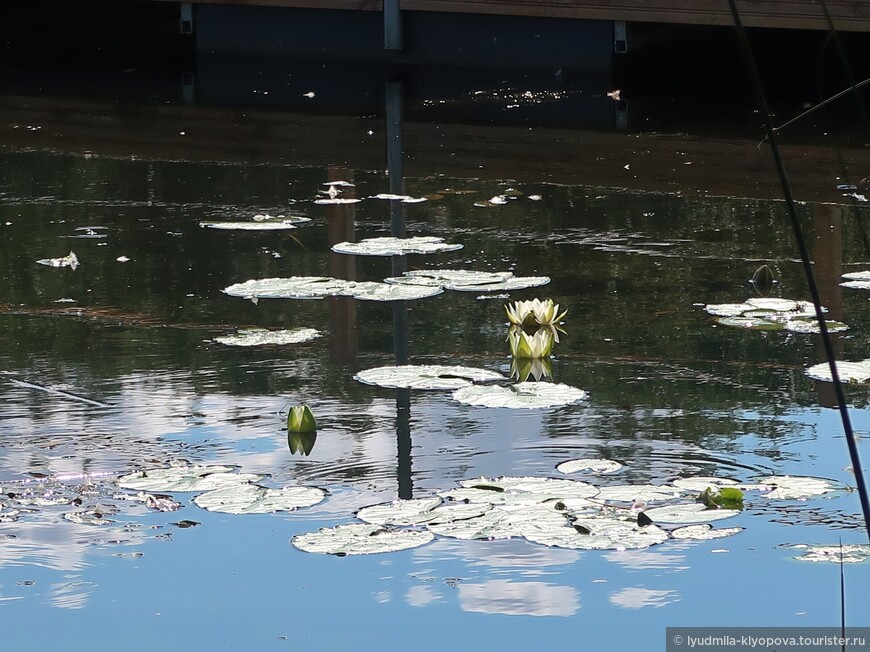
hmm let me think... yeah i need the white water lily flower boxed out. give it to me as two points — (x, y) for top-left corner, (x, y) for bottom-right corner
(505, 298), (567, 328)
(508, 328), (555, 359)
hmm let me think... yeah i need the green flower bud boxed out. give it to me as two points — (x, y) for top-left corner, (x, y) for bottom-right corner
(288, 405), (317, 433)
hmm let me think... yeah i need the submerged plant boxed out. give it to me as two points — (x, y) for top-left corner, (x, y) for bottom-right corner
(288, 405), (317, 433)
(505, 298), (567, 329)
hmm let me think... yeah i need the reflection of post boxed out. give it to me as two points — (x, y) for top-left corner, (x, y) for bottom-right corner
(386, 80), (409, 363)
(386, 80), (405, 239)
(386, 80), (412, 498)
(396, 387), (412, 499)
(327, 166), (358, 364)
(813, 203), (844, 408)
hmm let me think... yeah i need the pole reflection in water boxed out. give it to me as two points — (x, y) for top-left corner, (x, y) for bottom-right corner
(387, 79), (413, 499)
(812, 203), (845, 408)
(327, 166), (359, 365)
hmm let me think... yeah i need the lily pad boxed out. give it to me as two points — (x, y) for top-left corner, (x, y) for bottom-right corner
(345, 282), (443, 302)
(292, 523), (434, 555)
(331, 236), (463, 256)
(841, 280), (870, 289)
(842, 270), (870, 281)
(63, 510), (114, 526)
(427, 502), (570, 541)
(783, 543), (870, 563)
(199, 217), (309, 230)
(223, 277), (441, 302)
(224, 276), (351, 300)
(595, 484), (684, 503)
(841, 271), (870, 289)
(705, 298), (835, 332)
(368, 193), (427, 203)
(451, 382), (588, 409)
(784, 318), (848, 333)
(525, 516), (669, 550)
(641, 503), (741, 524)
(353, 365), (506, 390)
(446, 276), (551, 293)
(671, 476), (739, 493)
(745, 297), (816, 313)
(400, 269), (514, 286)
(805, 360), (870, 383)
(117, 464), (261, 493)
(37, 252), (79, 270)
(193, 484), (326, 514)
(356, 497), (444, 526)
(459, 476), (599, 501)
(753, 475), (847, 500)
(704, 302), (754, 317)
(314, 197), (362, 205)
(556, 458), (623, 475)
(213, 328), (322, 346)
(670, 524), (744, 540)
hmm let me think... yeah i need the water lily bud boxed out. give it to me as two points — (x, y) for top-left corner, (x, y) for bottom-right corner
(288, 405), (317, 433)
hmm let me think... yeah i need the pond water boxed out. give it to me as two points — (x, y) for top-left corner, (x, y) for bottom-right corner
(2, 39), (870, 651)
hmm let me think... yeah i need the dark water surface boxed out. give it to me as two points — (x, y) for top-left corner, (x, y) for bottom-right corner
(2, 36), (870, 651)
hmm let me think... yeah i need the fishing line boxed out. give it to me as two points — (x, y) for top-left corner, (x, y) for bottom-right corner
(726, 0), (870, 540)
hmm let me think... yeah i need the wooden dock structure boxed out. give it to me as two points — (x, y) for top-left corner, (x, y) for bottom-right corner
(156, 0), (870, 32)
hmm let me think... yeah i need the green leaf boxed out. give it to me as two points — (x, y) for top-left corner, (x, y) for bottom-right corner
(697, 486), (744, 510)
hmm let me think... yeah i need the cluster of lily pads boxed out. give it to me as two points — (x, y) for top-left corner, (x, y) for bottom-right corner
(800, 270), (870, 383)
(0, 462), (327, 527)
(222, 268), (551, 304)
(291, 467), (853, 556)
(0, 459), (861, 563)
(703, 297), (847, 333)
